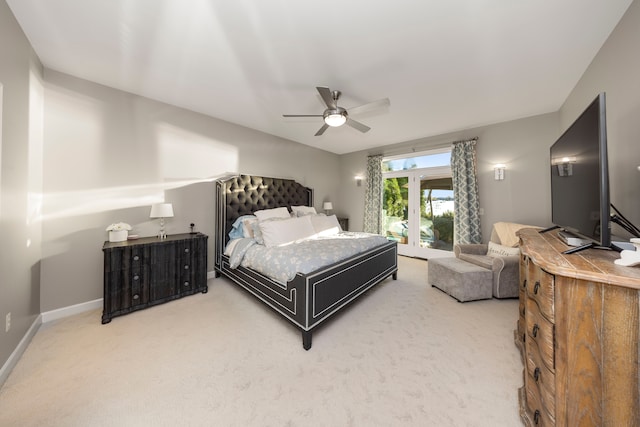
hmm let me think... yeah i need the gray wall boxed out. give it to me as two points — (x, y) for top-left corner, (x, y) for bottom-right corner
(560, 0), (640, 238)
(339, 112), (558, 242)
(0, 0), (43, 372)
(40, 70), (340, 312)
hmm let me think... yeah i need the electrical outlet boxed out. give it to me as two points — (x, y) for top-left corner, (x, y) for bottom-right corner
(5, 312), (10, 332)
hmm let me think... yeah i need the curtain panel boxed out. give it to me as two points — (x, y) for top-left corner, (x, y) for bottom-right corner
(363, 154), (383, 234)
(451, 138), (482, 245)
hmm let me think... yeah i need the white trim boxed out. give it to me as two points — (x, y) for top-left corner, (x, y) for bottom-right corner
(41, 298), (103, 323)
(0, 314), (42, 388)
(207, 270), (217, 280)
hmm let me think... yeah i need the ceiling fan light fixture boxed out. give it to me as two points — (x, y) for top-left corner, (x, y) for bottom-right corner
(323, 109), (347, 127)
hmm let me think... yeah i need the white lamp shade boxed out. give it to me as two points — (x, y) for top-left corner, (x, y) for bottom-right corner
(150, 203), (174, 218)
(323, 202), (333, 210)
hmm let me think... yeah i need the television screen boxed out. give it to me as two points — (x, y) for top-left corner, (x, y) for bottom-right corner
(550, 92), (610, 248)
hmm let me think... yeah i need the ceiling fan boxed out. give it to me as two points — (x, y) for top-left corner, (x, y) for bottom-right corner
(283, 86), (390, 136)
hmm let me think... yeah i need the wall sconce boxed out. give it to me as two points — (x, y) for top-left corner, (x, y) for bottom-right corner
(494, 164), (506, 181)
(150, 203), (174, 239)
(354, 175), (363, 187)
(323, 202), (333, 215)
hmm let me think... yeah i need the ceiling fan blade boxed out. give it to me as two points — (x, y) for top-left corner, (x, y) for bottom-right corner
(347, 98), (390, 116)
(346, 118), (371, 133)
(283, 114), (323, 117)
(316, 86), (336, 109)
(315, 123), (330, 136)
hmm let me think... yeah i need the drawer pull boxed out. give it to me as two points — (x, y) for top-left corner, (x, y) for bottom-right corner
(534, 281), (540, 294)
(133, 255), (139, 261)
(532, 324), (539, 338)
(184, 265), (190, 270)
(133, 275), (139, 281)
(184, 248), (190, 253)
(534, 410), (541, 425)
(534, 367), (540, 382)
(133, 294), (139, 300)
(184, 281), (190, 287)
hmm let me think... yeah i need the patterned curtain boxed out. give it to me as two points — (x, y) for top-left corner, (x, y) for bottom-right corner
(451, 138), (482, 245)
(363, 154), (383, 234)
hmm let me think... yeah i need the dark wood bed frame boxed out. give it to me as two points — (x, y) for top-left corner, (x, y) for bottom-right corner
(214, 174), (398, 350)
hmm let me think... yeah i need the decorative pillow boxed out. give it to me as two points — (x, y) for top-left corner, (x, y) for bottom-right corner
(291, 205), (317, 217)
(310, 214), (341, 237)
(251, 221), (264, 245)
(259, 215), (316, 247)
(487, 241), (520, 257)
(228, 215), (257, 240)
(241, 218), (258, 238)
(254, 207), (290, 221)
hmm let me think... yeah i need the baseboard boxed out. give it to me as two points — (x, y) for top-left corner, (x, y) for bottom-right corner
(41, 298), (103, 323)
(0, 314), (42, 388)
(207, 270), (217, 280)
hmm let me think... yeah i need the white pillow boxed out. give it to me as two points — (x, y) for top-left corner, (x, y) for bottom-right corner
(254, 207), (290, 221)
(252, 216), (289, 245)
(310, 214), (341, 237)
(259, 215), (316, 247)
(291, 205), (317, 217)
(487, 241), (520, 257)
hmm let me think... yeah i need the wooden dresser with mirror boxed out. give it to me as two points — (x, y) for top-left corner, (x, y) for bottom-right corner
(516, 228), (639, 427)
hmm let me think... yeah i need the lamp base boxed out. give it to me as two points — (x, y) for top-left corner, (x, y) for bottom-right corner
(158, 217), (167, 239)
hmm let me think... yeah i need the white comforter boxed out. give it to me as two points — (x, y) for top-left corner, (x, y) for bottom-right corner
(227, 232), (389, 285)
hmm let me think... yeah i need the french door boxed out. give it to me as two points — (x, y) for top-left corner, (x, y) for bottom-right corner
(382, 167), (454, 259)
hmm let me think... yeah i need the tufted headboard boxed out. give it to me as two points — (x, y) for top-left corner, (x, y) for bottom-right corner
(214, 174), (313, 271)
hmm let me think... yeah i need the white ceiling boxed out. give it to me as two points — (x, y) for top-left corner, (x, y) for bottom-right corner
(7, 0), (632, 155)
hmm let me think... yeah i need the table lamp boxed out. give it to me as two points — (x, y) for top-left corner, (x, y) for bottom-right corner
(150, 203), (174, 239)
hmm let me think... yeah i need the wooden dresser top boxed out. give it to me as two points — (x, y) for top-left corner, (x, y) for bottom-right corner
(518, 227), (640, 290)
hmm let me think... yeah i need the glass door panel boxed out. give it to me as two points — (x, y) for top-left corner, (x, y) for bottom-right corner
(382, 172), (454, 259)
(382, 176), (409, 246)
(382, 150), (454, 259)
(419, 176), (454, 254)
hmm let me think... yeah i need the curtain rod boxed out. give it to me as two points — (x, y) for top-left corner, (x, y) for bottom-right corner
(378, 136), (478, 158)
(451, 137), (478, 145)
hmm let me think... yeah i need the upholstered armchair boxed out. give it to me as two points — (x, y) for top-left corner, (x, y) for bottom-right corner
(453, 222), (534, 299)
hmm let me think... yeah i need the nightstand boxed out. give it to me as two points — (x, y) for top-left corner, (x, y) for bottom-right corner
(337, 217), (349, 231)
(102, 232), (208, 323)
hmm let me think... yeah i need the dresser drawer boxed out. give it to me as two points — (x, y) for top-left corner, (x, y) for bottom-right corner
(525, 344), (556, 417)
(525, 297), (555, 371)
(104, 266), (150, 311)
(526, 265), (554, 322)
(524, 383), (555, 427)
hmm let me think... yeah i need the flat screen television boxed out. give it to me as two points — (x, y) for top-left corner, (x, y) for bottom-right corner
(550, 92), (611, 250)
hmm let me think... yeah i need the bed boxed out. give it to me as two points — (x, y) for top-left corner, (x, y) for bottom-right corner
(214, 174), (398, 350)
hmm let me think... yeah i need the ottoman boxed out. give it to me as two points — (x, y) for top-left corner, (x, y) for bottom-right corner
(428, 257), (493, 302)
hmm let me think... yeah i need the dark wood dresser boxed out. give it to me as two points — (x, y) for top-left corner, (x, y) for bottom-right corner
(516, 228), (639, 426)
(102, 233), (208, 323)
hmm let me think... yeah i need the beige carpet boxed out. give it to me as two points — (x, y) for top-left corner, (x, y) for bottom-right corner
(0, 256), (522, 427)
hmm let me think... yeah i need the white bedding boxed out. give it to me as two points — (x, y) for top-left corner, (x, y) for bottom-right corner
(226, 232), (389, 285)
